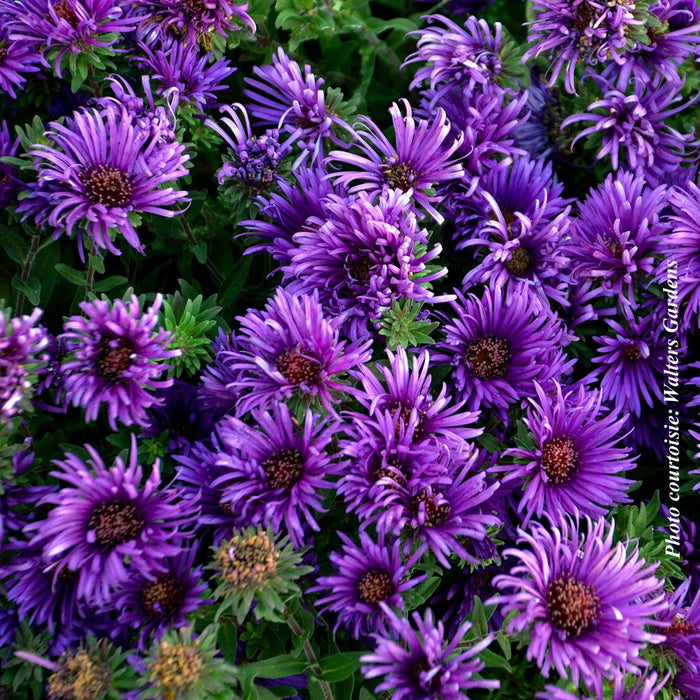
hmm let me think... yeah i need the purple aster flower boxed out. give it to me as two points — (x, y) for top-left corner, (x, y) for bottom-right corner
(437, 82), (529, 186)
(589, 310), (665, 417)
(59, 294), (180, 430)
(657, 180), (700, 331)
(337, 410), (446, 526)
(95, 74), (179, 148)
(240, 165), (340, 264)
(0, 446), (54, 545)
(26, 435), (194, 606)
(112, 546), (208, 648)
(376, 450), (501, 568)
(142, 379), (214, 456)
(173, 435), (241, 545)
(17, 106), (189, 257)
(311, 532), (424, 640)
(354, 345), (482, 451)
(285, 189), (448, 338)
(132, 0), (254, 47)
(361, 606), (499, 700)
(211, 404), (341, 546)
(223, 288), (371, 416)
(501, 382), (636, 522)
(659, 579), (700, 674)
(34, 332), (69, 413)
(0, 19), (41, 98)
(328, 98), (463, 223)
(0, 307), (48, 422)
(493, 512), (667, 689)
(432, 283), (572, 422)
(455, 154), (573, 306)
(197, 329), (242, 416)
(205, 103), (288, 194)
(405, 14), (524, 99)
(0, 119), (22, 207)
(604, 0), (700, 86)
(537, 670), (672, 700)
(3, 0), (137, 78)
(244, 47), (350, 164)
(450, 152), (570, 248)
(515, 68), (570, 162)
(567, 172), (668, 307)
(523, 0), (646, 95)
(138, 39), (234, 112)
(562, 75), (697, 180)
(1, 546), (85, 633)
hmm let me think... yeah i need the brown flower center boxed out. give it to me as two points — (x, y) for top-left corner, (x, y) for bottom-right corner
(382, 161), (418, 191)
(546, 575), (601, 638)
(81, 165), (133, 208)
(95, 335), (134, 382)
(275, 347), (321, 385)
(0, 46), (9, 61)
(410, 489), (452, 527)
(667, 616), (697, 636)
(141, 574), (186, 620)
(505, 245), (532, 275)
(466, 335), (511, 379)
(573, 2), (597, 32)
(623, 343), (642, 362)
(541, 437), (580, 485)
(261, 448), (304, 491)
(88, 499), (144, 551)
(606, 239), (624, 259)
(351, 254), (373, 283)
(53, 0), (80, 27)
(357, 568), (395, 605)
(385, 399), (425, 440)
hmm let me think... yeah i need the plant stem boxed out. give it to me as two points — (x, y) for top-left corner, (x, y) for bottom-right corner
(15, 233), (41, 316)
(179, 216), (224, 284)
(86, 248), (97, 298)
(286, 613), (333, 700)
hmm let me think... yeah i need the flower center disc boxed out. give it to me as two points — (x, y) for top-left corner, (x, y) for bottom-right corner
(275, 347), (321, 385)
(465, 335), (511, 379)
(623, 343), (643, 362)
(357, 568), (395, 605)
(382, 161), (418, 191)
(88, 499), (144, 550)
(261, 448), (304, 491)
(546, 575), (601, 638)
(95, 335), (134, 382)
(411, 489), (452, 527)
(53, 0), (80, 27)
(505, 245), (533, 275)
(81, 165), (133, 208)
(141, 574), (186, 620)
(541, 437), (580, 485)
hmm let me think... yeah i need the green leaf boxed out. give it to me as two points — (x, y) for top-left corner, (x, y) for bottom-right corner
(480, 648), (511, 671)
(239, 655), (308, 680)
(219, 622), (239, 665)
(219, 254), (253, 306)
(93, 275), (128, 293)
(318, 652), (363, 682)
(55, 263), (88, 286)
(12, 274), (41, 305)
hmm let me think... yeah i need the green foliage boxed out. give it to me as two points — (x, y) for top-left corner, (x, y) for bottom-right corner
(162, 280), (223, 377)
(378, 299), (439, 350)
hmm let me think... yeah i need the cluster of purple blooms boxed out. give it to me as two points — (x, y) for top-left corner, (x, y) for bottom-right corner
(2, 0), (700, 698)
